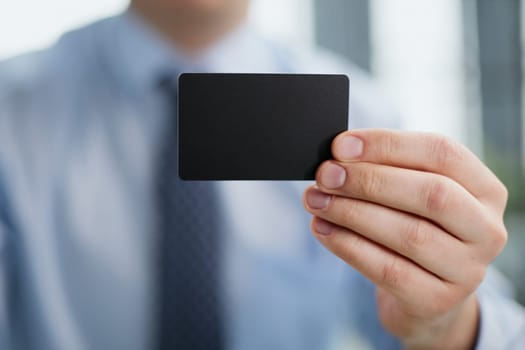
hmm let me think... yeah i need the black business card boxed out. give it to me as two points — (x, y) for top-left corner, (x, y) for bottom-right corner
(178, 73), (349, 180)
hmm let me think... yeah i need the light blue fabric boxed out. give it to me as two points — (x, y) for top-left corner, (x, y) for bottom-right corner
(0, 10), (523, 350)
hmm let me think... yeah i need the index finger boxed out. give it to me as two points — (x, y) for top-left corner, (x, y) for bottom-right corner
(332, 129), (506, 205)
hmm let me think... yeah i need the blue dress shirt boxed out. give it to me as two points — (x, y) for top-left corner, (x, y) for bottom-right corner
(0, 10), (523, 350)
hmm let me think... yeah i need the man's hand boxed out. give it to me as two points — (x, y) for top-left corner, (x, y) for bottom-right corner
(303, 129), (508, 349)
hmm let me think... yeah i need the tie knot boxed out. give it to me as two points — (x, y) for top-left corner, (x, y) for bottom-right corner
(158, 73), (180, 97)
(158, 64), (207, 96)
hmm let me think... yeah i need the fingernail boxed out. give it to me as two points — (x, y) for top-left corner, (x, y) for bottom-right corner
(306, 188), (331, 209)
(319, 162), (346, 189)
(313, 218), (333, 236)
(337, 135), (363, 160)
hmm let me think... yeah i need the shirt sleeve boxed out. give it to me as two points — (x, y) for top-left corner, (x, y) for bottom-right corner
(476, 267), (525, 349)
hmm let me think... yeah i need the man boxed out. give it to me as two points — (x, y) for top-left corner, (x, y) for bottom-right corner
(0, 0), (523, 349)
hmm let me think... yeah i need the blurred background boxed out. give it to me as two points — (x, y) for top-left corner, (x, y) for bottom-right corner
(1, 0), (523, 302)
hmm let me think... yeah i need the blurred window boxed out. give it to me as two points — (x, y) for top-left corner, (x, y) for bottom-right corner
(314, 0), (525, 304)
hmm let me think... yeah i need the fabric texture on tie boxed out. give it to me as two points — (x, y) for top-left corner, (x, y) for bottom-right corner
(156, 76), (224, 350)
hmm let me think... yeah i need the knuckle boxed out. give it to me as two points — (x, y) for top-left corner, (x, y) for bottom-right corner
(421, 177), (450, 215)
(467, 265), (487, 289)
(493, 225), (508, 249)
(487, 221), (508, 257)
(428, 135), (464, 169)
(357, 168), (386, 198)
(402, 218), (430, 253)
(446, 266), (486, 308)
(340, 232), (366, 260)
(378, 131), (400, 160)
(381, 257), (405, 289)
(426, 279), (480, 317)
(499, 183), (509, 202)
(484, 177), (509, 211)
(339, 198), (361, 223)
(495, 181), (509, 205)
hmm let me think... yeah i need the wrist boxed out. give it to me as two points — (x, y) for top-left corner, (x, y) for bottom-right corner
(403, 294), (480, 350)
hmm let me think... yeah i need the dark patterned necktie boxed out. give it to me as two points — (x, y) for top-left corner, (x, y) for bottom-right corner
(157, 77), (224, 350)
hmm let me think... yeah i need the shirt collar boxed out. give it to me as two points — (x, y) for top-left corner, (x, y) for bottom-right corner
(105, 10), (286, 96)
(109, 10), (186, 94)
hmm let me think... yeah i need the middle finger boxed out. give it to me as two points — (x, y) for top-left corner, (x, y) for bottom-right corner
(304, 187), (477, 284)
(315, 161), (490, 243)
